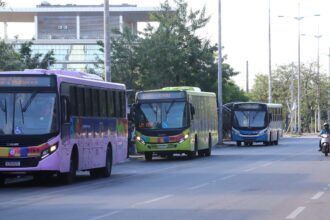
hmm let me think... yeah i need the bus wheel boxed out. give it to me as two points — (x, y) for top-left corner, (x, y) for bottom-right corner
(264, 141), (269, 146)
(205, 134), (212, 157)
(60, 149), (78, 184)
(237, 141), (241, 146)
(249, 142), (253, 146)
(145, 152), (153, 161)
(99, 147), (113, 178)
(0, 175), (5, 186)
(274, 132), (279, 145)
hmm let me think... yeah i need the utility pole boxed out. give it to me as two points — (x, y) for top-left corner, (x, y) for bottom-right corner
(217, 0), (223, 144)
(268, 0), (272, 103)
(246, 60), (249, 92)
(104, 0), (111, 82)
(291, 62), (295, 132)
(314, 26), (322, 131)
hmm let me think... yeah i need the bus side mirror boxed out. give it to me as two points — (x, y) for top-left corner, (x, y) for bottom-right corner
(129, 104), (136, 122)
(269, 113), (272, 122)
(61, 96), (70, 124)
(190, 103), (195, 120)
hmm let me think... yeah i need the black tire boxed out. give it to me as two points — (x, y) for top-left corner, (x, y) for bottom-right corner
(0, 176), (5, 186)
(264, 141), (269, 146)
(249, 142), (253, 146)
(145, 152), (153, 161)
(90, 169), (100, 178)
(33, 173), (53, 184)
(60, 150), (78, 184)
(274, 132), (279, 145)
(99, 147), (112, 178)
(237, 141), (241, 146)
(167, 153), (173, 159)
(205, 134), (212, 157)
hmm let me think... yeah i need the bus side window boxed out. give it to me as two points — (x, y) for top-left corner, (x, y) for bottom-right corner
(61, 96), (70, 123)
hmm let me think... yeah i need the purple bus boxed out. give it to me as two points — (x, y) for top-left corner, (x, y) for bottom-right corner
(0, 69), (128, 184)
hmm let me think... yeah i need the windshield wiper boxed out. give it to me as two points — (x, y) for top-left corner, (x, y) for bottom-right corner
(22, 91), (37, 113)
(0, 99), (7, 123)
(165, 100), (176, 120)
(19, 100), (25, 124)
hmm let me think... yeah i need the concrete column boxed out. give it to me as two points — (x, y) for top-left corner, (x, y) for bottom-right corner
(4, 22), (8, 40)
(34, 15), (38, 39)
(76, 15), (80, 39)
(119, 15), (123, 33)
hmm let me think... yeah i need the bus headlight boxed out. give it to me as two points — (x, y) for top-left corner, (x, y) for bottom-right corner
(258, 129), (268, 135)
(136, 136), (145, 144)
(232, 128), (240, 135)
(41, 144), (58, 159)
(179, 134), (190, 143)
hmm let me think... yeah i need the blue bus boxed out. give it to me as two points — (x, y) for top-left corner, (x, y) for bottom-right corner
(227, 102), (282, 146)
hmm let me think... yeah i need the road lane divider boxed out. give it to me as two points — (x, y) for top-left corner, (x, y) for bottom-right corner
(188, 183), (210, 190)
(89, 210), (121, 220)
(286, 206), (306, 219)
(132, 194), (174, 207)
(311, 191), (324, 200)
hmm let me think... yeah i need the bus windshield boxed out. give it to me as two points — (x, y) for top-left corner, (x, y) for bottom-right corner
(135, 101), (188, 129)
(0, 92), (58, 135)
(233, 110), (267, 129)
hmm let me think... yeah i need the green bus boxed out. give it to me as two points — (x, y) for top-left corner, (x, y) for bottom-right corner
(131, 87), (218, 161)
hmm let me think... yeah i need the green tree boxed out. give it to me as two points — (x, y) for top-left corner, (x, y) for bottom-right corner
(110, 28), (141, 90)
(0, 39), (56, 71)
(97, 0), (247, 102)
(19, 41), (56, 69)
(250, 62), (327, 132)
(0, 1), (5, 7)
(0, 39), (23, 71)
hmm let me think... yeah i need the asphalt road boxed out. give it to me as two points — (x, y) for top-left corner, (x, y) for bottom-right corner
(0, 135), (329, 220)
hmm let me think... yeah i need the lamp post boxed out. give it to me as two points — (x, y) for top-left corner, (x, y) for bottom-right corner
(278, 2), (320, 133)
(315, 31), (322, 131)
(104, 0), (111, 82)
(268, 0), (272, 103)
(217, 0), (223, 144)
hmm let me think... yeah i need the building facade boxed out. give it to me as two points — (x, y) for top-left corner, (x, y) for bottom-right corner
(0, 2), (157, 74)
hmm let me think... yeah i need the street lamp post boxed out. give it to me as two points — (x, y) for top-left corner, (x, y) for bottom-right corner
(217, 0), (223, 144)
(268, 0), (272, 103)
(278, 2), (320, 133)
(315, 31), (322, 130)
(104, 0), (111, 82)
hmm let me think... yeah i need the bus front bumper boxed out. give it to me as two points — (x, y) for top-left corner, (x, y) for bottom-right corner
(136, 139), (192, 154)
(0, 150), (61, 174)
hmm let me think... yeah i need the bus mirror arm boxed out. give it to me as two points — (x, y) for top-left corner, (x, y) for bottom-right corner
(190, 103), (195, 120)
(61, 96), (70, 124)
(269, 113), (272, 123)
(129, 104), (136, 122)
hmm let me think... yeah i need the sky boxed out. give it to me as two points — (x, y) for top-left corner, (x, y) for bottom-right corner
(1, 0), (330, 90)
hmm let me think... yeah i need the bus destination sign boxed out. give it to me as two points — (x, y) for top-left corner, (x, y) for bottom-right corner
(138, 91), (185, 100)
(0, 76), (54, 87)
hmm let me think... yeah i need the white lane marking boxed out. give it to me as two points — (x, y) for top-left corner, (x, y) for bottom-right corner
(261, 162), (272, 167)
(89, 210), (121, 220)
(286, 206), (306, 219)
(311, 191), (325, 200)
(132, 194), (173, 207)
(221, 175), (236, 180)
(243, 167), (256, 172)
(188, 183), (210, 190)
